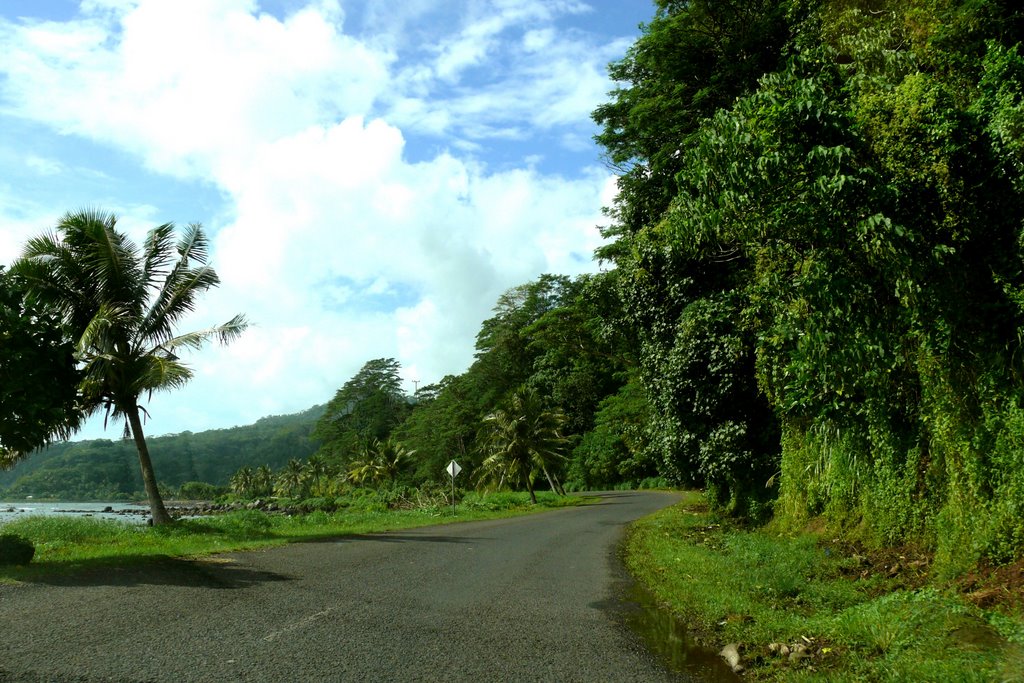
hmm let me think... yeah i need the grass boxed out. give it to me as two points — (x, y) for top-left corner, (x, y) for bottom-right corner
(625, 492), (1024, 681)
(0, 491), (582, 583)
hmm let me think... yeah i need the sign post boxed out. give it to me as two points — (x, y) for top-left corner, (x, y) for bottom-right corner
(446, 460), (461, 515)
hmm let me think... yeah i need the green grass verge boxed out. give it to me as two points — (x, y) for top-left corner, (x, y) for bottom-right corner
(0, 491), (583, 583)
(625, 492), (1024, 682)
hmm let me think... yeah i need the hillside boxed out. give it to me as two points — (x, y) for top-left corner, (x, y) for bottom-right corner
(0, 405), (323, 500)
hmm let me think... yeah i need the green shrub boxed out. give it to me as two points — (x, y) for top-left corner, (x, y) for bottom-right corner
(0, 534), (35, 565)
(178, 481), (224, 500)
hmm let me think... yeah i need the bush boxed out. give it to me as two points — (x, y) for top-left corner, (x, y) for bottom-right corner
(178, 481), (224, 500)
(0, 534), (35, 565)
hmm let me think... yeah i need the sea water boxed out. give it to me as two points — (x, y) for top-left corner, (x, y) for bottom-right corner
(0, 501), (150, 524)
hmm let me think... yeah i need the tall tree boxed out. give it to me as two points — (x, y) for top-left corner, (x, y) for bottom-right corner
(12, 210), (247, 524)
(0, 267), (82, 466)
(314, 358), (410, 463)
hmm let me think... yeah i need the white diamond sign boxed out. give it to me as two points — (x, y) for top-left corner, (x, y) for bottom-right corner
(446, 460), (462, 479)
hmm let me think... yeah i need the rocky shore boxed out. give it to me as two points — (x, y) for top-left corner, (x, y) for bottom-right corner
(1, 499), (301, 523)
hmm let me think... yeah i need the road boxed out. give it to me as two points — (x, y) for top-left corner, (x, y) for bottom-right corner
(0, 491), (687, 682)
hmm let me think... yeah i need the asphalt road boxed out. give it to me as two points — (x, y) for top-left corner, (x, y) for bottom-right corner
(0, 491), (688, 682)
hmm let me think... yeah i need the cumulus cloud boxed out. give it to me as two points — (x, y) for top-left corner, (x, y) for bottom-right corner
(0, 0), (629, 438)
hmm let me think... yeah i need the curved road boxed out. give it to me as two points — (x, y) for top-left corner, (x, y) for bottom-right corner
(0, 491), (685, 682)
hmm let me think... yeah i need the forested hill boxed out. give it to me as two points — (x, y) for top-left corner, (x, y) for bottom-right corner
(0, 406), (323, 500)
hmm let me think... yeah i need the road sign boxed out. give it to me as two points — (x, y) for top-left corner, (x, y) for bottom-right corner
(446, 460), (461, 515)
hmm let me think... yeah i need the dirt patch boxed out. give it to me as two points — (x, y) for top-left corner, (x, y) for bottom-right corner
(823, 537), (932, 591)
(957, 557), (1024, 612)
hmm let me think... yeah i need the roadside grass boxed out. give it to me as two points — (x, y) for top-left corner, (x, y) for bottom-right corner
(626, 492), (1024, 681)
(0, 491), (582, 583)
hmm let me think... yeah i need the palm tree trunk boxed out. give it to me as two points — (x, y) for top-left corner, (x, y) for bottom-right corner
(126, 405), (173, 525)
(541, 465), (567, 496)
(552, 471), (566, 496)
(541, 465), (559, 495)
(526, 475), (537, 505)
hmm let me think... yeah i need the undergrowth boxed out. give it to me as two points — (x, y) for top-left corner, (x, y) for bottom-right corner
(626, 492), (1024, 681)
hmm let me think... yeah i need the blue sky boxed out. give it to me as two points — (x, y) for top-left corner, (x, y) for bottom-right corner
(0, 0), (653, 441)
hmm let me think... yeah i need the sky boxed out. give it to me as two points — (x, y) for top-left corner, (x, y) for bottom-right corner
(0, 0), (652, 442)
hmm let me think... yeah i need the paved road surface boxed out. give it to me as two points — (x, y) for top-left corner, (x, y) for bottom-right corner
(0, 491), (687, 682)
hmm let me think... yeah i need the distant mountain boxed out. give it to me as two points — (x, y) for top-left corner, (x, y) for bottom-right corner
(0, 405), (324, 500)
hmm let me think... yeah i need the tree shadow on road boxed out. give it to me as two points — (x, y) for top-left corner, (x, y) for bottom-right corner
(341, 533), (488, 544)
(11, 556), (294, 589)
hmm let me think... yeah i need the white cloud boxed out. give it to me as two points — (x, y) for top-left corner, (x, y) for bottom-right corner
(0, 0), (627, 439)
(24, 155), (65, 176)
(2, 0), (390, 180)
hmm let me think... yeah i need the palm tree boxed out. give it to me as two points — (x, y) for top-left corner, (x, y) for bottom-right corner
(275, 458), (308, 499)
(253, 464), (275, 498)
(12, 210), (247, 524)
(370, 437), (413, 483)
(346, 438), (413, 487)
(230, 466), (255, 498)
(476, 387), (569, 504)
(304, 454), (332, 496)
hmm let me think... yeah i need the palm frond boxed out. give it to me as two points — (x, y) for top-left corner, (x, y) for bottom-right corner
(142, 223), (177, 285)
(176, 223), (210, 264)
(160, 314), (249, 354)
(77, 302), (132, 357)
(66, 210), (146, 316)
(133, 353), (195, 395)
(140, 265), (222, 344)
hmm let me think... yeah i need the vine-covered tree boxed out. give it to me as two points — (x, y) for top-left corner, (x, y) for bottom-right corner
(12, 210), (247, 524)
(591, 0), (1024, 563)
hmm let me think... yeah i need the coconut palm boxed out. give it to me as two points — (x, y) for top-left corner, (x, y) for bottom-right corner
(12, 210), (247, 524)
(476, 387), (569, 504)
(253, 464), (275, 498)
(275, 458), (309, 499)
(370, 437), (413, 482)
(346, 438), (413, 487)
(304, 454), (332, 496)
(230, 466), (255, 498)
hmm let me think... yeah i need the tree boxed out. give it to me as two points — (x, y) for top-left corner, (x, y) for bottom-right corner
(12, 210), (247, 524)
(314, 358), (410, 463)
(476, 388), (569, 504)
(304, 454), (332, 496)
(591, 0), (795, 259)
(0, 267), (82, 466)
(346, 437), (413, 487)
(230, 466), (255, 498)
(275, 458), (308, 499)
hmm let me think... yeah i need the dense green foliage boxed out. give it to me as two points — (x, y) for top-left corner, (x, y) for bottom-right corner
(476, 388), (569, 504)
(313, 358), (411, 463)
(0, 267), (82, 466)
(593, 0), (1024, 567)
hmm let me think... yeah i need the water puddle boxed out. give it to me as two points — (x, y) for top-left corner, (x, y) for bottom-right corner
(620, 580), (742, 682)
